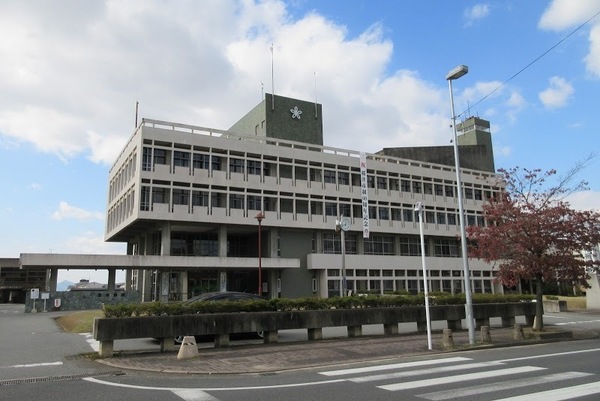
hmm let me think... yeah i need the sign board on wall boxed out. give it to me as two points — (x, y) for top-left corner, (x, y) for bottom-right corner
(359, 152), (370, 238)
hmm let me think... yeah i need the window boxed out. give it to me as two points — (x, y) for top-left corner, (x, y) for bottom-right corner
(323, 233), (357, 254)
(474, 189), (483, 200)
(412, 181), (422, 194)
(424, 183), (433, 195)
(445, 185), (454, 197)
(379, 207), (389, 220)
(426, 211), (435, 224)
(140, 186), (150, 211)
(193, 154), (210, 169)
(364, 235), (394, 255)
(437, 212), (446, 225)
(229, 194), (244, 209)
(192, 191), (208, 206)
(401, 180), (411, 192)
(174, 151), (190, 167)
(367, 175), (375, 188)
(447, 212), (456, 225)
(377, 177), (387, 190)
(402, 208), (414, 222)
(247, 195), (262, 210)
(434, 239), (459, 257)
(154, 149), (167, 165)
(338, 172), (350, 185)
(465, 188), (474, 199)
(230, 158), (244, 174)
(152, 187), (167, 203)
(435, 184), (444, 196)
(324, 170), (336, 184)
(399, 236), (421, 256)
(142, 147), (152, 171)
(247, 160), (262, 175)
(172, 189), (189, 205)
(339, 203), (351, 217)
(325, 202), (337, 216)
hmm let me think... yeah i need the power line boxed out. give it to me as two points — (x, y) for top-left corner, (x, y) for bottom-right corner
(459, 8), (600, 119)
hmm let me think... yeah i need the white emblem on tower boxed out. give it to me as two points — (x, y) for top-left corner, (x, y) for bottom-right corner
(290, 106), (302, 119)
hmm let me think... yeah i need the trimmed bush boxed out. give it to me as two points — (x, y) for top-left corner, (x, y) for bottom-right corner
(102, 293), (535, 318)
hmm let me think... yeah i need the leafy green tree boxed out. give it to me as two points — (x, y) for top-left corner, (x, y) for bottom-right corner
(467, 165), (600, 331)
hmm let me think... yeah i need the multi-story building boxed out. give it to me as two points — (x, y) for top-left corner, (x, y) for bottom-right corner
(105, 94), (502, 302)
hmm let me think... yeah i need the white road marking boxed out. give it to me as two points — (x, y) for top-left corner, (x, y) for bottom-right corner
(80, 333), (99, 352)
(84, 377), (346, 391)
(378, 366), (546, 391)
(171, 389), (221, 401)
(319, 356), (471, 376)
(497, 347), (600, 363)
(553, 319), (600, 325)
(418, 371), (594, 400)
(349, 361), (504, 383)
(1, 361), (63, 369)
(493, 381), (600, 401)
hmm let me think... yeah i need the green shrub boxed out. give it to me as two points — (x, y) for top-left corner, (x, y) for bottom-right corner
(101, 292), (534, 317)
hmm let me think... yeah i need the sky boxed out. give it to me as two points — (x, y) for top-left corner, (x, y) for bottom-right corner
(1, 0), (600, 283)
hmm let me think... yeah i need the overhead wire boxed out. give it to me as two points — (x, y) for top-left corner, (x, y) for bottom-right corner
(458, 8), (600, 120)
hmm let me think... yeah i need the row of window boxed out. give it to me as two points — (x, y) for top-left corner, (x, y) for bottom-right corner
(109, 153), (137, 203)
(322, 233), (460, 257)
(137, 185), (485, 227)
(140, 146), (497, 201)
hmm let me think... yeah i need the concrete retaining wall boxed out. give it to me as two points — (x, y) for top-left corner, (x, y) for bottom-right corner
(93, 302), (536, 357)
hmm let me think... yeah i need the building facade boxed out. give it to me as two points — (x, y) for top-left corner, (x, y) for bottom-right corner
(105, 94), (503, 302)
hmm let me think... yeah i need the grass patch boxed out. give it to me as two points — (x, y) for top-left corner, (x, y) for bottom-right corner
(55, 310), (104, 333)
(557, 296), (586, 310)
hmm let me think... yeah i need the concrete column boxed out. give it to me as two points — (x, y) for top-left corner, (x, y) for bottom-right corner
(160, 223), (171, 256)
(125, 269), (133, 291)
(141, 269), (153, 302)
(47, 268), (58, 292)
(107, 268), (116, 291)
(180, 271), (188, 300)
(219, 225), (227, 257)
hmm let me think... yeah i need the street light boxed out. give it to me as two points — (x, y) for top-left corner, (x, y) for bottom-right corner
(414, 202), (432, 350)
(446, 64), (475, 345)
(255, 211), (265, 295)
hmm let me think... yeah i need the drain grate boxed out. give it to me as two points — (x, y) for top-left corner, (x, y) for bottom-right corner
(0, 371), (123, 387)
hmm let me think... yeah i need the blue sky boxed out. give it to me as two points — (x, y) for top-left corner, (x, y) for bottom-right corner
(1, 0), (599, 283)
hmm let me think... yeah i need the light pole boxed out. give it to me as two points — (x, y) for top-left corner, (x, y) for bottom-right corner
(255, 211), (265, 295)
(414, 202), (432, 350)
(446, 64), (475, 345)
(336, 215), (350, 297)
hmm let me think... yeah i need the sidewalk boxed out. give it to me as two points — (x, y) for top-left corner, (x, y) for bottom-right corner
(97, 326), (599, 375)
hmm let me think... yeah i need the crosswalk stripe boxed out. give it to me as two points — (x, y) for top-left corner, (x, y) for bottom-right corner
(492, 381), (600, 401)
(171, 389), (221, 401)
(418, 371), (594, 400)
(319, 357), (471, 376)
(350, 361), (504, 383)
(378, 366), (546, 391)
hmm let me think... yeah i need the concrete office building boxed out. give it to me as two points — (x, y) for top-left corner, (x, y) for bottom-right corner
(105, 94), (502, 302)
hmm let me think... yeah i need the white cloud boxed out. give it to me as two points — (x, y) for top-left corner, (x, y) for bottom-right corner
(539, 0), (600, 77)
(28, 183), (42, 190)
(565, 190), (600, 211)
(0, 0), (455, 165)
(464, 4), (491, 27)
(538, 76), (574, 108)
(63, 231), (126, 254)
(52, 201), (104, 221)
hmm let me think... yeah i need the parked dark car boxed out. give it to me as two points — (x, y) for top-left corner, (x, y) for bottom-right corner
(184, 291), (264, 304)
(174, 291), (266, 343)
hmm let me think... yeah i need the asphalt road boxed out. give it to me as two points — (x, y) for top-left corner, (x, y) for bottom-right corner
(3, 303), (600, 401)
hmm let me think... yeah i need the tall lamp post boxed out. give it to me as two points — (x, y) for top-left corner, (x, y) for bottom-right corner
(414, 202), (432, 350)
(446, 64), (475, 345)
(255, 211), (265, 295)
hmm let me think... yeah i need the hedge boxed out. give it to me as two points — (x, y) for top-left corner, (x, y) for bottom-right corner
(102, 293), (535, 318)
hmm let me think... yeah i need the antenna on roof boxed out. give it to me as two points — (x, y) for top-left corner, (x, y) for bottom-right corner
(270, 43), (275, 110)
(261, 81), (264, 101)
(135, 100), (139, 128)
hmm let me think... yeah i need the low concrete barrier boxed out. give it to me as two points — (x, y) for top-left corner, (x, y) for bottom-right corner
(93, 302), (536, 357)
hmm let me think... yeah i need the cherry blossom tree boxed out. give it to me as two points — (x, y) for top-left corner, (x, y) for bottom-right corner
(467, 165), (600, 331)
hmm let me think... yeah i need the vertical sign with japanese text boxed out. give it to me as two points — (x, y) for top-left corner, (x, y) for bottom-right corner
(360, 152), (370, 238)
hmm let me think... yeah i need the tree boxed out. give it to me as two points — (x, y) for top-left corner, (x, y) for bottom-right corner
(467, 165), (600, 331)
